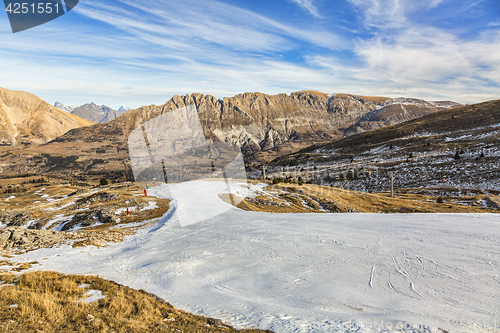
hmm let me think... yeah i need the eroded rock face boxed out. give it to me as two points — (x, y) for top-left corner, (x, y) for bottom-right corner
(0, 227), (64, 250)
(116, 92), (389, 158)
(75, 192), (120, 206)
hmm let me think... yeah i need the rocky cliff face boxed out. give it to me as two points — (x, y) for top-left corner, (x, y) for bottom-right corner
(99, 91), (388, 159)
(0, 87), (94, 146)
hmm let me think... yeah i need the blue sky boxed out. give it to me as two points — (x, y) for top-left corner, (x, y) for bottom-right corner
(1, 0), (499, 109)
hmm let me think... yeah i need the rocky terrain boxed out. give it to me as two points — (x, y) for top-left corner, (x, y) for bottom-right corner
(0, 226), (129, 253)
(261, 99), (500, 195)
(0, 87), (94, 146)
(0, 89), (460, 182)
(0, 182), (169, 253)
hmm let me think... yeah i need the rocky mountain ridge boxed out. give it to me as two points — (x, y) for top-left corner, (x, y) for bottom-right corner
(344, 98), (463, 136)
(54, 101), (128, 123)
(0, 89), (461, 181)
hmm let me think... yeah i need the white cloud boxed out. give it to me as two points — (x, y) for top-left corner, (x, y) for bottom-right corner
(307, 27), (500, 103)
(0, 0), (499, 107)
(347, 0), (407, 28)
(290, 0), (322, 18)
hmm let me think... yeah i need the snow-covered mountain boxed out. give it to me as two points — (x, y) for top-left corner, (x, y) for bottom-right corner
(54, 101), (75, 113)
(118, 106), (131, 112)
(54, 102), (129, 123)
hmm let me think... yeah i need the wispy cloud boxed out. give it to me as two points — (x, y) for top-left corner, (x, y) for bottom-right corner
(347, 0), (407, 28)
(307, 26), (500, 102)
(290, 0), (322, 18)
(0, 0), (498, 108)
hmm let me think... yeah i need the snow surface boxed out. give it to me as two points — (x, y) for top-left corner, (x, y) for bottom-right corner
(15, 181), (500, 333)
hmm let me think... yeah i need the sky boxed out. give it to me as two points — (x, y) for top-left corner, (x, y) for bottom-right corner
(1, 0), (499, 109)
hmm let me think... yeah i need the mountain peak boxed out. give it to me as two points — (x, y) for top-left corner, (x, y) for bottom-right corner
(54, 101), (76, 113)
(118, 106), (131, 112)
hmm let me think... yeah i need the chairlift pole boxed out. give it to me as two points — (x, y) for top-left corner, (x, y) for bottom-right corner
(388, 171), (395, 197)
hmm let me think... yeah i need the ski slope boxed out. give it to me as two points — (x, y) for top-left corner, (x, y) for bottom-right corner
(17, 181), (500, 332)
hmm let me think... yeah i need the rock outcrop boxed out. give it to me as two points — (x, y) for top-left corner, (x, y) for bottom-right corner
(0, 226), (127, 252)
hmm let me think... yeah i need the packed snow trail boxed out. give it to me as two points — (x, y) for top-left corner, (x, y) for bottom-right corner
(18, 181), (500, 332)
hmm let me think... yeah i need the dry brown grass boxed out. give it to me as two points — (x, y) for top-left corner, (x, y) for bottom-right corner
(302, 90), (329, 98)
(333, 93), (391, 103)
(223, 182), (499, 214)
(0, 271), (273, 333)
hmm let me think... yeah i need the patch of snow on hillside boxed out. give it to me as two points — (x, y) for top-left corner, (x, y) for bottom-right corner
(140, 201), (158, 211)
(74, 290), (107, 304)
(44, 214), (74, 231)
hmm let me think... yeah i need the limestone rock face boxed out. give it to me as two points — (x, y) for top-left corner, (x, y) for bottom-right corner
(100, 91), (390, 158)
(0, 87), (94, 146)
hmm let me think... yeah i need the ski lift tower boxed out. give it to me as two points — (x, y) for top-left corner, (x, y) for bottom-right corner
(388, 171), (395, 197)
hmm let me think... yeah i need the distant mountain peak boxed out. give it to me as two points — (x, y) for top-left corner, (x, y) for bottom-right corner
(54, 101), (76, 113)
(118, 106), (131, 112)
(53, 101), (130, 123)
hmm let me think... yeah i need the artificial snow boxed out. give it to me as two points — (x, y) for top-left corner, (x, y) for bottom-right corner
(13, 181), (500, 333)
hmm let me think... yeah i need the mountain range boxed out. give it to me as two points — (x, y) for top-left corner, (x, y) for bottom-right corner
(54, 102), (129, 123)
(0, 87), (467, 183)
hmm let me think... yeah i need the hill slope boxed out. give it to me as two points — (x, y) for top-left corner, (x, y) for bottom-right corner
(0, 87), (94, 146)
(264, 99), (500, 193)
